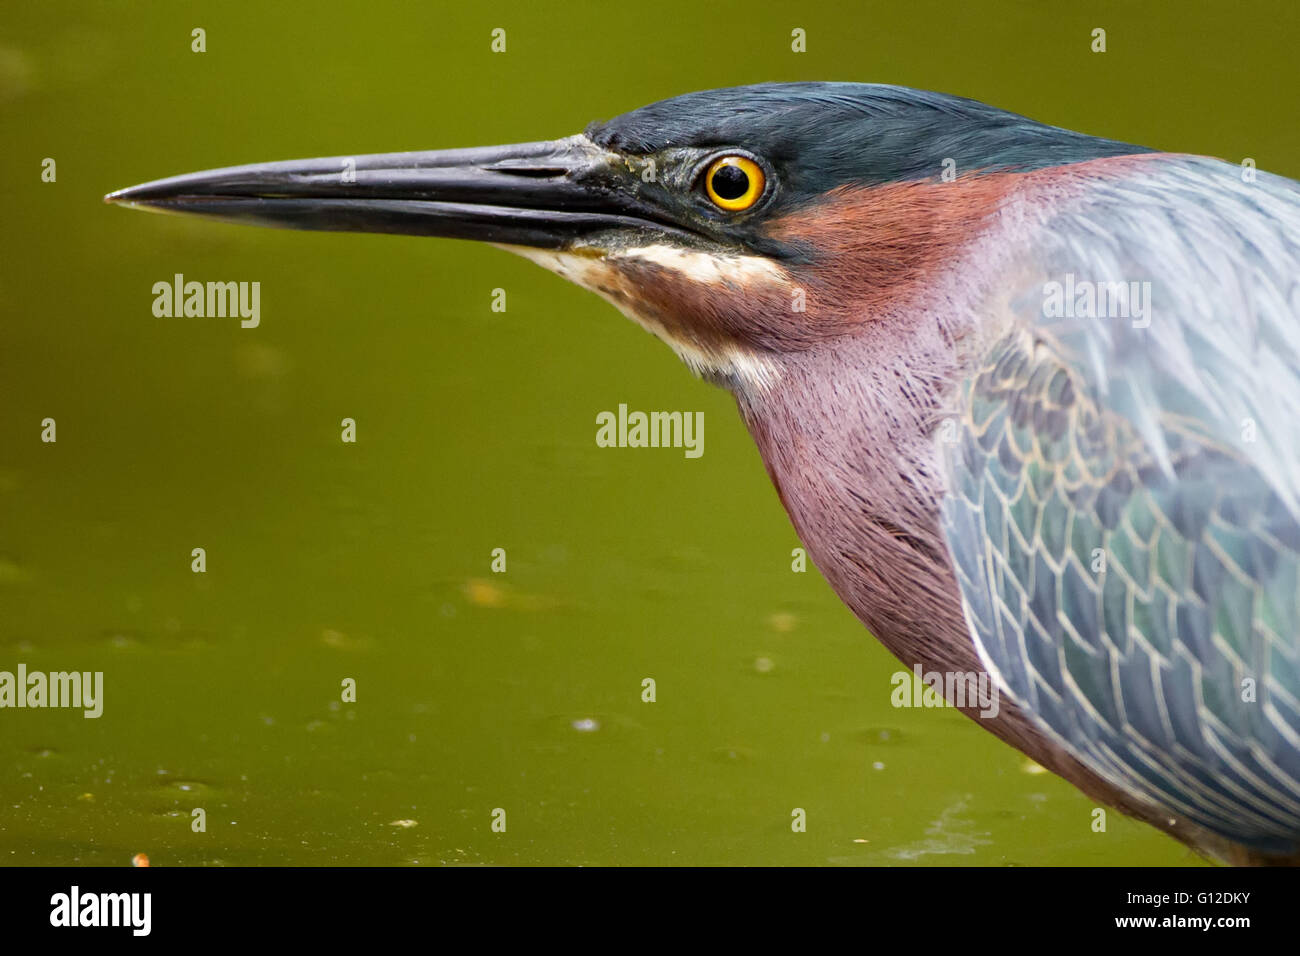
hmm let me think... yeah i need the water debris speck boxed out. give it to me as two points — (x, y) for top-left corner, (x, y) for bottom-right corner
(884, 796), (992, 860)
(462, 578), (559, 611)
(767, 612), (798, 632)
(0, 556), (33, 587)
(710, 746), (755, 763)
(464, 579), (506, 608)
(861, 727), (903, 746)
(321, 629), (370, 650)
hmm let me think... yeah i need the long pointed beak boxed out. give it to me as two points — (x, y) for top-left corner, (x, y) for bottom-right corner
(105, 135), (679, 248)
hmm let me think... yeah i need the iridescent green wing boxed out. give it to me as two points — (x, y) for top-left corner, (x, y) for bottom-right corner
(940, 156), (1300, 853)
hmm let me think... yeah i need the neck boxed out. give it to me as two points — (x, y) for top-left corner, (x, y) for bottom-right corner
(736, 327), (975, 672)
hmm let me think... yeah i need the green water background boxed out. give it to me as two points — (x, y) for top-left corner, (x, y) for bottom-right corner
(2, 0), (1297, 865)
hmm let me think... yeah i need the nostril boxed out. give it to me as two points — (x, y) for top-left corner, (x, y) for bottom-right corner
(486, 164), (570, 178)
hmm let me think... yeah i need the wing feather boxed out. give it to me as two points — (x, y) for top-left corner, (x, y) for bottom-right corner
(942, 155), (1300, 853)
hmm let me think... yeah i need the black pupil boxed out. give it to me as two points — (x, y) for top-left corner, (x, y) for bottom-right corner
(712, 164), (750, 200)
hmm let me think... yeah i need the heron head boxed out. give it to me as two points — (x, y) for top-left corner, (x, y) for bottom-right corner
(107, 82), (1146, 390)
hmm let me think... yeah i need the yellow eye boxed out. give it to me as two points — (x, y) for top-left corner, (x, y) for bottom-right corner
(704, 156), (765, 211)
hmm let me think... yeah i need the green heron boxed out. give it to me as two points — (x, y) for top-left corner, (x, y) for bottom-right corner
(107, 82), (1300, 865)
